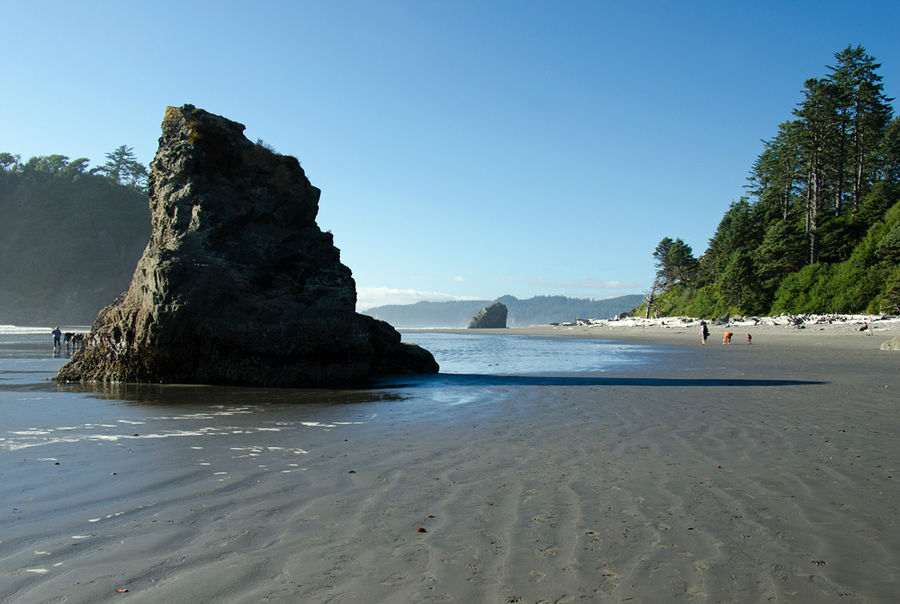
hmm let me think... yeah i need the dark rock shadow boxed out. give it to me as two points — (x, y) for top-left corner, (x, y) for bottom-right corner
(47, 372), (827, 408)
(372, 373), (827, 389)
(56, 381), (407, 407)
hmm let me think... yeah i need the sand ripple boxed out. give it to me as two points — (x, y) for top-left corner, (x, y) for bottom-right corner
(2, 340), (898, 602)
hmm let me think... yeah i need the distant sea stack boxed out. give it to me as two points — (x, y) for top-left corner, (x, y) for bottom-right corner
(57, 105), (438, 386)
(468, 301), (508, 329)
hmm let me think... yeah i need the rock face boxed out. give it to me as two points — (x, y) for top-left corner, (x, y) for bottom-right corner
(468, 302), (508, 329)
(57, 105), (438, 386)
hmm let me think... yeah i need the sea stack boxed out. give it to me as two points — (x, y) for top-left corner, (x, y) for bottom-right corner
(468, 301), (508, 329)
(57, 105), (438, 386)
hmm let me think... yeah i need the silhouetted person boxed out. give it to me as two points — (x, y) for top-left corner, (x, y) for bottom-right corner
(51, 326), (62, 351)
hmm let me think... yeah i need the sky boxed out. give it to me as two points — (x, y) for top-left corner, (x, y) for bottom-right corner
(3, 1), (899, 310)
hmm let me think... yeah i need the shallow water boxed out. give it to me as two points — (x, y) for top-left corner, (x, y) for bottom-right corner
(1, 328), (673, 594)
(3, 328), (898, 603)
(0, 328), (671, 454)
(399, 330), (663, 375)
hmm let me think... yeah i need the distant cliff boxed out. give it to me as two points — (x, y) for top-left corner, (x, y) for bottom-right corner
(0, 167), (150, 325)
(363, 294), (644, 328)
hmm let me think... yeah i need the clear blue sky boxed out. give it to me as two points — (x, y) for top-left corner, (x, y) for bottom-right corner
(3, 1), (898, 309)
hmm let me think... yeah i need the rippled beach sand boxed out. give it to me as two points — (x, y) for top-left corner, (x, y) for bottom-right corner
(2, 325), (898, 603)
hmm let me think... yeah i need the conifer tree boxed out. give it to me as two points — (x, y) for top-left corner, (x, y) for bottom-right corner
(827, 45), (893, 211)
(95, 145), (148, 190)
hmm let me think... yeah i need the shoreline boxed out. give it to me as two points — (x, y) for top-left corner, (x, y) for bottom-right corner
(406, 314), (900, 352)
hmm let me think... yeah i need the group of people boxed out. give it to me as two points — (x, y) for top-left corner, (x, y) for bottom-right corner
(700, 323), (751, 345)
(51, 326), (84, 352)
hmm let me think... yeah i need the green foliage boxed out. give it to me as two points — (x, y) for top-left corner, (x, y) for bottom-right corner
(0, 156), (151, 323)
(638, 283), (737, 319)
(754, 219), (806, 289)
(811, 199), (900, 313)
(748, 121), (804, 224)
(94, 145), (149, 191)
(2, 146), (148, 189)
(771, 264), (829, 313)
(652, 237), (698, 291)
(768, 201), (900, 313)
(817, 213), (867, 263)
(875, 221), (900, 264)
(26, 154), (71, 174)
(828, 263), (885, 312)
(720, 249), (769, 314)
(857, 182), (899, 225)
(873, 265), (900, 313)
(880, 117), (900, 184)
(65, 158), (91, 178)
(685, 285), (734, 318)
(703, 199), (760, 279)
(647, 46), (900, 317)
(0, 152), (21, 170)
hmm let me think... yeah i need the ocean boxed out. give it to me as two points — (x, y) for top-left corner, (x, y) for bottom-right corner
(0, 325), (669, 453)
(399, 330), (659, 375)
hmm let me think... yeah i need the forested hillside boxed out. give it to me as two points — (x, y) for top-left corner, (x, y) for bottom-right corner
(644, 45), (900, 318)
(363, 294), (644, 327)
(0, 148), (151, 325)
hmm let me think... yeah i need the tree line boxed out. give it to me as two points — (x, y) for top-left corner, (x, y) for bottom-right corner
(645, 45), (900, 317)
(0, 145), (149, 191)
(0, 144), (152, 324)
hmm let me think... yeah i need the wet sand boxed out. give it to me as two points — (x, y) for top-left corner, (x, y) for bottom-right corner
(2, 326), (899, 603)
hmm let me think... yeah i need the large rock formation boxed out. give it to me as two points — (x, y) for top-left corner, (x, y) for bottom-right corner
(57, 105), (438, 386)
(467, 301), (508, 329)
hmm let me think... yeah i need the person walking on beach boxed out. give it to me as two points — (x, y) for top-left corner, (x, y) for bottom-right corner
(51, 326), (62, 351)
(747, 333), (752, 344)
(700, 322), (709, 345)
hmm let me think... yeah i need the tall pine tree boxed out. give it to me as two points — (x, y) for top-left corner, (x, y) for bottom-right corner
(827, 45), (893, 211)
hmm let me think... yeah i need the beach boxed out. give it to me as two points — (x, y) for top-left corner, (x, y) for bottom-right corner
(2, 323), (899, 603)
